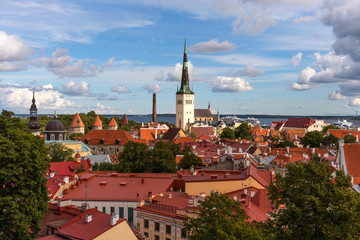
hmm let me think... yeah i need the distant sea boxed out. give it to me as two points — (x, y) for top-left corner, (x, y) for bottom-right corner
(15, 113), (357, 126)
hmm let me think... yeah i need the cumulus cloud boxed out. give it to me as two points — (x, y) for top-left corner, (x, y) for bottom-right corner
(328, 90), (347, 100)
(143, 84), (162, 93)
(111, 85), (131, 93)
(291, 52), (302, 67)
(226, 64), (264, 78)
(0, 84), (76, 111)
(99, 56), (115, 71)
(190, 39), (237, 53)
(211, 76), (253, 92)
(62, 81), (91, 96)
(290, 82), (312, 91)
(155, 61), (194, 82)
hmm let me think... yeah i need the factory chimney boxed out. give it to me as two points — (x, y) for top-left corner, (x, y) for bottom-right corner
(153, 93), (157, 122)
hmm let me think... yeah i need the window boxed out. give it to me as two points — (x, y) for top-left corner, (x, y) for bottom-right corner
(59, 133), (63, 141)
(186, 100), (192, 104)
(144, 232), (149, 237)
(119, 207), (124, 218)
(128, 207), (134, 226)
(50, 133), (55, 141)
(95, 206), (97, 210)
(155, 235), (159, 240)
(181, 228), (187, 238)
(110, 207), (115, 214)
(178, 100), (182, 104)
(166, 225), (171, 234)
(155, 222), (160, 232)
(166, 238), (171, 240)
(144, 219), (149, 229)
(102, 207), (106, 213)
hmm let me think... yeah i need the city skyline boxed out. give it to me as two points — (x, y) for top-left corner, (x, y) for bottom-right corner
(0, 0), (359, 115)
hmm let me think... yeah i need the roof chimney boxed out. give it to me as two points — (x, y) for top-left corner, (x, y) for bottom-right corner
(110, 214), (119, 226)
(286, 146), (290, 154)
(152, 93), (157, 122)
(85, 214), (92, 223)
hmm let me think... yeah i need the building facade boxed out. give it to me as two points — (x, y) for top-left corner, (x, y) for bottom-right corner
(176, 39), (194, 131)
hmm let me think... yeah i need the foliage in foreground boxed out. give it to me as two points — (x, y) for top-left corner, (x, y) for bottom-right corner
(0, 110), (49, 239)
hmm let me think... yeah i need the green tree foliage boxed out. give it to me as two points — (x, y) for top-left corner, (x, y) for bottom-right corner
(119, 119), (142, 131)
(271, 140), (296, 148)
(0, 110), (49, 239)
(75, 163), (86, 173)
(300, 131), (324, 148)
(178, 151), (203, 169)
(322, 134), (338, 146)
(69, 132), (84, 140)
(153, 141), (181, 157)
(234, 123), (252, 140)
(117, 141), (150, 173)
(344, 134), (357, 143)
(322, 124), (340, 134)
(46, 142), (74, 162)
(190, 132), (196, 140)
(150, 148), (176, 173)
(220, 127), (235, 139)
(92, 162), (115, 171)
(267, 157), (360, 240)
(185, 192), (264, 240)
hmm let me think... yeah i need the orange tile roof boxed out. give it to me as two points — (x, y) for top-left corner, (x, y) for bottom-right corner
(343, 143), (360, 185)
(328, 129), (360, 139)
(80, 130), (135, 145)
(92, 115), (102, 127)
(108, 117), (118, 127)
(121, 114), (128, 126)
(69, 113), (85, 128)
(174, 137), (196, 144)
(140, 128), (156, 142)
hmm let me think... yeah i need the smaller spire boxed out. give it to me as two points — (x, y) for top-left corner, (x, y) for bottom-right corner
(32, 87), (35, 103)
(54, 111), (57, 119)
(184, 37), (187, 54)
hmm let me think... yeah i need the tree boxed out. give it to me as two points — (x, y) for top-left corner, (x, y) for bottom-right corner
(185, 192), (264, 240)
(75, 163), (86, 173)
(322, 124), (340, 134)
(344, 134), (356, 143)
(271, 140), (296, 148)
(46, 142), (74, 162)
(234, 123), (252, 140)
(300, 131), (324, 148)
(178, 151), (203, 169)
(267, 157), (360, 240)
(117, 141), (149, 173)
(220, 127), (235, 139)
(69, 132), (84, 140)
(0, 110), (49, 239)
(322, 134), (338, 146)
(153, 141), (181, 157)
(150, 148), (176, 173)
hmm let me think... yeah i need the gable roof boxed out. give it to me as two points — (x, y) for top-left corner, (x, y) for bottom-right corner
(162, 128), (182, 141)
(191, 126), (214, 138)
(343, 143), (360, 185)
(69, 113), (85, 128)
(328, 129), (360, 139)
(284, 117), (315, 128)
(195, 109), (212, 118)
(80, 130), (135, 145)
(92, 115), (102, 127)
(121, 114), (128, 126)
(108, 117), (118, 127)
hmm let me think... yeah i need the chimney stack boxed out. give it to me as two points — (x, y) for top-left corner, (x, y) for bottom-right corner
(152, 93), (157, 122)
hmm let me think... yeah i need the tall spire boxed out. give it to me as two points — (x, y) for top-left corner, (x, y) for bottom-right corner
(177, 37), (194, 94)
(27, 88), (40, 135)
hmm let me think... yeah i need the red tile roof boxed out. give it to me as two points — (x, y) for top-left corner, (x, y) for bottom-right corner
(343, 143), (360, 185)
(92, 115), (102, 127)
(108, 117), (118, 127)
(284, 118), (315, 128)
(328, 129), (360, 139)
(69, 113), (85, 128)
(60, 173), (176, 202)
(174, 137), (196, 144)
(121, 114), (128, 126)
(191, 126), (214, 138)
(80, 130), (136, 145)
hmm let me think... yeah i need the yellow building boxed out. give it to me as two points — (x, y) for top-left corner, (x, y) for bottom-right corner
(48, 140), (92, 158)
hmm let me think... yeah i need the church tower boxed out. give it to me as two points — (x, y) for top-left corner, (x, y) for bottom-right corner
(176, 38), (194, 130)
(27, 89), (41, 135)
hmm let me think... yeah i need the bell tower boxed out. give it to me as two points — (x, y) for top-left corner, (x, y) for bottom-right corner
(176, 38), (194, 130)
(27, 89), (41, 135)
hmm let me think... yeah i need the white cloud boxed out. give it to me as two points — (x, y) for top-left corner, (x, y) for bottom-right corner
(290, 82), (312, 91)
(100, 56), (115, 71)
(0, 31), (32, 61)
(226, 64), (264, 78)
(211, 76), (253, 92)
(155, 61), (194, 82)
(290, 67), (316, 90)
(328, 90), (347, 100)
(143, 84), (162, 93)
(111, 85), (132, 93)
(294, 14), (319, 23)
(348, 98), (360, 107)
(62, 81), (91, 96)
(0, 61), (27, 72)
(190, 39), (237, 53)
(291, 52), (302, 67)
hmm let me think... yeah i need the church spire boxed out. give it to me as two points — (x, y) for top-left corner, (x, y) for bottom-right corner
(27, 89), (41, 135)
(177, 37), (194, 95)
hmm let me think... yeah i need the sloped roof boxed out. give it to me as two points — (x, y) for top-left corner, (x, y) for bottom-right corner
(343, 143), (360, 185)
(284, 118), (315, 128)
(108, 117), (118, 127)
(121, 114), (128, 126)
(174, 137), (196, 144)
(92, 115), (102, 127)
(162, 128), (182, 141)
(80, 130), (135, 145)
(328, 129), (360, 139)
(69, 113), (85, 128)
(195, 109), (212, 118)
(191, 126), (214, 138)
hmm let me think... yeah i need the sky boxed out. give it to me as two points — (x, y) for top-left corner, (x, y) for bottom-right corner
(0, 0), (360, 116)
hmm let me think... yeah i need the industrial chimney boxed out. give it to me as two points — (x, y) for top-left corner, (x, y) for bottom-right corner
(152, 93), (157, 122)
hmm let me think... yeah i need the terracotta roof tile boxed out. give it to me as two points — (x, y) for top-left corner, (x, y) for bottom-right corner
(121, 114), (128, 126)
(284, 118), (315, 128)
(328, 129), (360, 139)
(343, 143), (360, 185)
(92, 115), (102, 127)
(80, 130), (135, 145)
(108, 117), (118, 127)
(69, 113), (85, 128)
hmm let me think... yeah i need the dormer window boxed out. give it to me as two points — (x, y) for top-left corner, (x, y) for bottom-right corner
(100, 138), (105, 144)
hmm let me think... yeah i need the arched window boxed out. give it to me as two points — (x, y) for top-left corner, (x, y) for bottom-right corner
(44, 133), (47, 140)
(59, 134), (63, 141)
(50, 133), (55, 141)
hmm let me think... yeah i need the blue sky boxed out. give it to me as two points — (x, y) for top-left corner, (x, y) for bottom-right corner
(0, 0), (359, 115)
